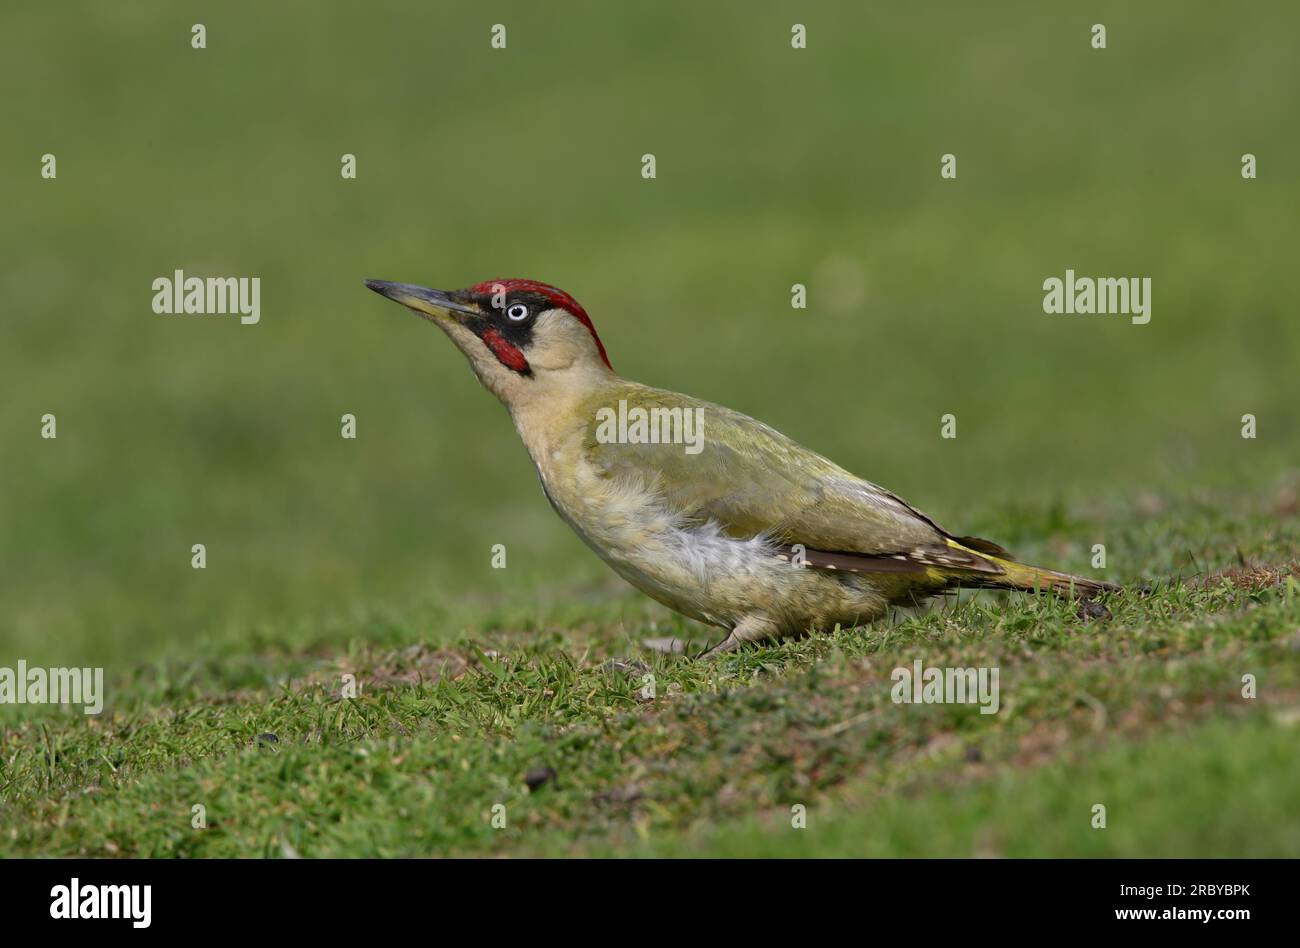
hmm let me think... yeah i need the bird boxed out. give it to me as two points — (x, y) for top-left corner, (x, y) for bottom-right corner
(365, 278), (1119, 653)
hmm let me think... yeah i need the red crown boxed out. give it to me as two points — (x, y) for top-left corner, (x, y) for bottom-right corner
(467, 279), (611, 370)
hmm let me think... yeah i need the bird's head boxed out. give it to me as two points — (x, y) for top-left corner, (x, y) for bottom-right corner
(365, 278), (614, 405)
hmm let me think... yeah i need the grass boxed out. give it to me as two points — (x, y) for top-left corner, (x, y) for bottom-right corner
(2, 1), (1299, 856)
(3, 496), (1298, 856)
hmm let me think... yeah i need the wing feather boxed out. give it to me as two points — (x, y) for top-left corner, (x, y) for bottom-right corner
(579, 384), (993, 574)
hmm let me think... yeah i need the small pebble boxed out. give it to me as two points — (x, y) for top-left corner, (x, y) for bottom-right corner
(1076, 600), (1111, 622)
(525, 766), (557, 792)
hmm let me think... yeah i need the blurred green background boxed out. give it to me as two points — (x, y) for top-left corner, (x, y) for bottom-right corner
(3, 1), (1297, 666)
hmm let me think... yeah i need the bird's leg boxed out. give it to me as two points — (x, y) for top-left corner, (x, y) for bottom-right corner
(702, 615), (781, 657)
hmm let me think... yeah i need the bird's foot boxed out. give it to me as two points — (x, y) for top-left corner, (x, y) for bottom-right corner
(700, 616), (781, 658)
(640, 637), (687, 655)
(599, 657), (652, 674)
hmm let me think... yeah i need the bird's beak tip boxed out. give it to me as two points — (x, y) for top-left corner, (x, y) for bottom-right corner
(364, 279), (476, 322)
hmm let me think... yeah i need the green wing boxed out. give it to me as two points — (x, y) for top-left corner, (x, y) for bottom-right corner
(579, 384), (953, 558)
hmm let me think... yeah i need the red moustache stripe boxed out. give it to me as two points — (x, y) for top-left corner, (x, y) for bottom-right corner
(480, 327), (531, 373)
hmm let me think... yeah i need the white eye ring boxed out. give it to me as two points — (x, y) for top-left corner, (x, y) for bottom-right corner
(505, 303), (529, 322)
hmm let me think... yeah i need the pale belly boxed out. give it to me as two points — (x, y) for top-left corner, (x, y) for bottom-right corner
(536, 462), (892, 634)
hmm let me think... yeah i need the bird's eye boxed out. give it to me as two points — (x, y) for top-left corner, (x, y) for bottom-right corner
(505, 303), (530, 322)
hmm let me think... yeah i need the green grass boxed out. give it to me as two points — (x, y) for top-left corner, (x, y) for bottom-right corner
(3, 501), (1298, 856)
(2, 1), (1299, 856)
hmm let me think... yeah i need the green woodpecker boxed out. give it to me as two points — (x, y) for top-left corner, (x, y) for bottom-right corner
(365, 278), (1117, 652)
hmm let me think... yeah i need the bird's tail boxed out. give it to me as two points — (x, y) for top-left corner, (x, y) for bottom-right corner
(946, 538), (1120, 599)
(977, 557), (1119, 599)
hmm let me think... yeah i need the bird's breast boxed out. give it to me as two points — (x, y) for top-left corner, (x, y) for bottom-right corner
(524, 443), (788, 626)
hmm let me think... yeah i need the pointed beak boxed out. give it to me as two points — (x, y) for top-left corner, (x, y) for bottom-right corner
(364, 280), (481, 323)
